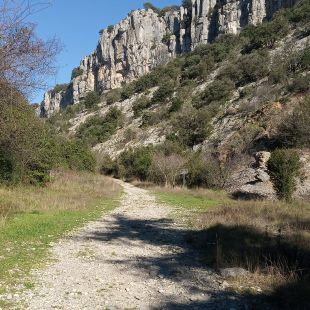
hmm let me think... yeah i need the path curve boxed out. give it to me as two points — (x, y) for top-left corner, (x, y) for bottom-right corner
(18, 181), (246, 309)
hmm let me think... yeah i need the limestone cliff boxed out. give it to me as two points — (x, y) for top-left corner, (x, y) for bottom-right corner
(39, 0), (297, 117)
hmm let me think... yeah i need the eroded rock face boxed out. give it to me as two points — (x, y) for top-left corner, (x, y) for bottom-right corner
(40, 0), (297, 117)
(227, 151), (277, 200)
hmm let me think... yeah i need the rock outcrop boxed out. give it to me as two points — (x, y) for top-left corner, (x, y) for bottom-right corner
(39, 0), (297, 117)
(228, 151), (277, 200)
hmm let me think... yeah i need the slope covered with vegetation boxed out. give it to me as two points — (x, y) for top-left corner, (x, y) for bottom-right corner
(50, 1), (310, 200)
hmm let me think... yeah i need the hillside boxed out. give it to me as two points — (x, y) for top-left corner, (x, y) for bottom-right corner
(45, 0), (310, 200)
(39, 0), (299, 117)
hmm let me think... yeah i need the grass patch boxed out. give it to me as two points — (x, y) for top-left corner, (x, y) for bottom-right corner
(0, 170), (121, 290)
(154, 187), (223, 211)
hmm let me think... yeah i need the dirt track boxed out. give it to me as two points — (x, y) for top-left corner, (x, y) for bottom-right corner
(18, 181), (250, 309)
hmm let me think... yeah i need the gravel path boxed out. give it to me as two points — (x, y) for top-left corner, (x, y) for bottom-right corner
(17, 181), (250, 309)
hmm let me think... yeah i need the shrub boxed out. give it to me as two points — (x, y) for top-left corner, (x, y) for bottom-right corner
(106, 89), (121, 105)
(242, 14), (289, 52)
(71, 67), (83, 79)
(169, 98), (183, 113)
(100, 154), (117, 176)
(186, 151), (229, 189)
(143, 2), (160, 14)
(171, 106), (214, 147)
(83, 91), (101, 109)
(276, 97), (310, 148)
(51, 84), (68, 95)
(152, 81), (174, 103)
(286, 0), (310, 24)
(116, 147), (154, 181)
(162, 32), (172, 44)
(132, 95), (152, 117)
(196, 78), (234, 108)
(149, 152), (186, 187)
(107, 25), (114, 33)
(76, 107), (123, 146)
(268, 149), (302, 201)
(288, 74), (310, 93)
(141, 111), (161, 127)
(56, 139), (96, 172)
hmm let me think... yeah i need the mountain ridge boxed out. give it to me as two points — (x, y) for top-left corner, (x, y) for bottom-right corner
(39, 0), (297, 118)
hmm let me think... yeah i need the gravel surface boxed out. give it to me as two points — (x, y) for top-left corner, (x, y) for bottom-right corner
(11, 181), (254, 309)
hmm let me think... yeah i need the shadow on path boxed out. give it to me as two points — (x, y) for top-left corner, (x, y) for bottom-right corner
(80, 214), (285, 309)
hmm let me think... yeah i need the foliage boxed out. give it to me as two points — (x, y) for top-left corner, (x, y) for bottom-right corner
(169, 98), (183, 113)
(51, 84), (68, 95)
(107, 25), (114, 33)
(276, 97), (310, 148)
(241, 14), (289, 52)
(83, 91), (101, 109)
(268, 149), (302, 201)
(71, 67), (84, 79)
(171, 106), (215, 147)
(76, 107), (123, 146)
(0, 85), (94, 185)
(220, 51), (269, 86)
(115, 147), (154, 181)
(143, 2), (160, 14)
(152, 81), (175, 103)
(162, 32), (172, 44)
(195, 78), (234, 108)
(286, 0), (310, 24)
(132, 96), (152, 117)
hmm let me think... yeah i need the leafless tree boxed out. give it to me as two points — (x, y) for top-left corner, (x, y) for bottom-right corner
(0, 0), (61, 95)
(151, 152), (187, 187)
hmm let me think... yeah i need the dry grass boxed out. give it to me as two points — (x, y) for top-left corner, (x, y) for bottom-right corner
(0, 169), (121, 222)
(154, 186), (310, 309)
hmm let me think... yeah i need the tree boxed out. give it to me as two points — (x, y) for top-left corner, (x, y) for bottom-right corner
(150, 152), (186, 187)
(0, 0), (61, 94)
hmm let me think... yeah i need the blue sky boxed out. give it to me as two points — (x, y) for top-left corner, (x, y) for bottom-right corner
(29, 0), (177, 103)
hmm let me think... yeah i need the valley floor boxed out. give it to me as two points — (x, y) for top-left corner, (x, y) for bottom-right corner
(11, 182), (262, 310)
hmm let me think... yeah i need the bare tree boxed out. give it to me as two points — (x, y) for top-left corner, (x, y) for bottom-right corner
(0, 0), (61, 95)
(151, 152), (187, 187)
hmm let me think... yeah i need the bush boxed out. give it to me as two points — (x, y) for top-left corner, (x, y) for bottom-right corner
(83, 91), (101, 109)
(56, 139), (96, 172)
(268, 149), (302, 201)
(169, 98), (183, 113)
(152, 81), (174, 103)
(51, 84), (68, 95)
(132, 95), (152, 117)
(116, 147), (154, 181)
(288, 74), (310, 93)
(106, 89), (121, 105)
(100, 154), (117, 176)
(141, 111), (161, 127)
(242, 14), (289, 52)
(71, 67), (83, 79)
(162, 32), (172, 44)
(76, 107), (123, 146)
(186, 152), (229, 189)
(277, 97), (310, 148)
(171, 106), (214, 147)
(196, 78), (234, 108)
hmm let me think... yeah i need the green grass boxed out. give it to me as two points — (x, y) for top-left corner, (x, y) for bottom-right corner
(0, 170), (121, 293)
(154, 189), (220, 211)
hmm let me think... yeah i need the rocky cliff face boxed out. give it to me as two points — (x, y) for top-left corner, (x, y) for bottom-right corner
(39, 0), (297, 117)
